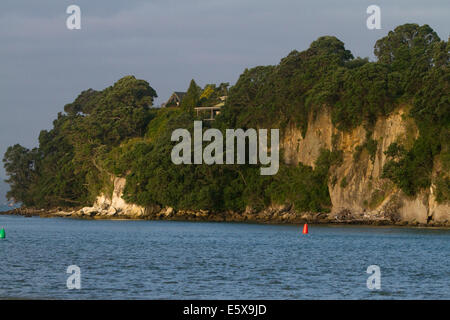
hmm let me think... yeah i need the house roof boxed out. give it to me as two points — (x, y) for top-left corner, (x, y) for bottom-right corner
(165, 91), (187, 107)
(173, 92), (186, 100)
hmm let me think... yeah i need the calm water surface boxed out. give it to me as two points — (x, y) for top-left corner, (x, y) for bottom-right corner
(0, 215), (448, 299)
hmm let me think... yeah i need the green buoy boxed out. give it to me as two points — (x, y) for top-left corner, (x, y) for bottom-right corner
(0, 228), (5, 239)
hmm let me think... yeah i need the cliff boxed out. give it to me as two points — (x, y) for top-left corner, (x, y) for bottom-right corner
(283, 106), (449, 225)
(63, 105), (448, 226)
(3, 24), (448, 226)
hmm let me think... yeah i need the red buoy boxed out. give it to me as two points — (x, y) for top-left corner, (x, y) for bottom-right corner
(302, 223), (308, 234)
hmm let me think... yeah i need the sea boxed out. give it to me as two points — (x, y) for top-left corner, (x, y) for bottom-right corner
(0, 215), (448, 299)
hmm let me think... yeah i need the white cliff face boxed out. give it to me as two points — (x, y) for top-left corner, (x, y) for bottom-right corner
(90, 176), (146, 218)
(281, 106), (449, 224)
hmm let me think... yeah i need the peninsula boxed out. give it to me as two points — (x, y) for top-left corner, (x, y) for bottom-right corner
(2, 24), (449, 227)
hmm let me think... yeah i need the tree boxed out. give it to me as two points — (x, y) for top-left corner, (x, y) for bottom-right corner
(374, 24), (440, 66)
(3, 76), (158, 207)
(374, 24), (441, 93)
(3, 145), (39, 205)
(180, 79), (201, 112)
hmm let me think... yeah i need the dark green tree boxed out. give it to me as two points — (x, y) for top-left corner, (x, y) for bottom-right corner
(3, 145), (39, 205)
(179, 79), (201, 112)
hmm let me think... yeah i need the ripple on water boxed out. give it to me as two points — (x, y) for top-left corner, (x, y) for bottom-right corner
(0, 216), (449, 299)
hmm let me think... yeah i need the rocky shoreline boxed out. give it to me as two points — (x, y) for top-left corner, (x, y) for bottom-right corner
(1, 205), (448, 228)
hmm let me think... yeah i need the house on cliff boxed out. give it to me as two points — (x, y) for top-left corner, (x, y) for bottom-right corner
(164, 90), (227, 121)
(194, 95), (227, 121)
(164, 91), (186, 107)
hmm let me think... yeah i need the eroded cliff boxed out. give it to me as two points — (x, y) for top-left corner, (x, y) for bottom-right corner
(71, 105), (449, 226)
(283, 106), (449, 225)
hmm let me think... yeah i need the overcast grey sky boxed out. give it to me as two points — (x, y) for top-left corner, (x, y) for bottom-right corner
(0, 0), (449, 202)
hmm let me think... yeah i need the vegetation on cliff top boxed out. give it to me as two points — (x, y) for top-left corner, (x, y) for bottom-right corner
(3, 23), (449, 211)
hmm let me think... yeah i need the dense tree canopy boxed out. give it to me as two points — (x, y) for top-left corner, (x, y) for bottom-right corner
(3, 24), (449, 211)
(4, 76), (157, 207)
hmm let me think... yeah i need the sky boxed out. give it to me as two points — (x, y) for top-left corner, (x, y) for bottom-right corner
(0, 0), (449, 203)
